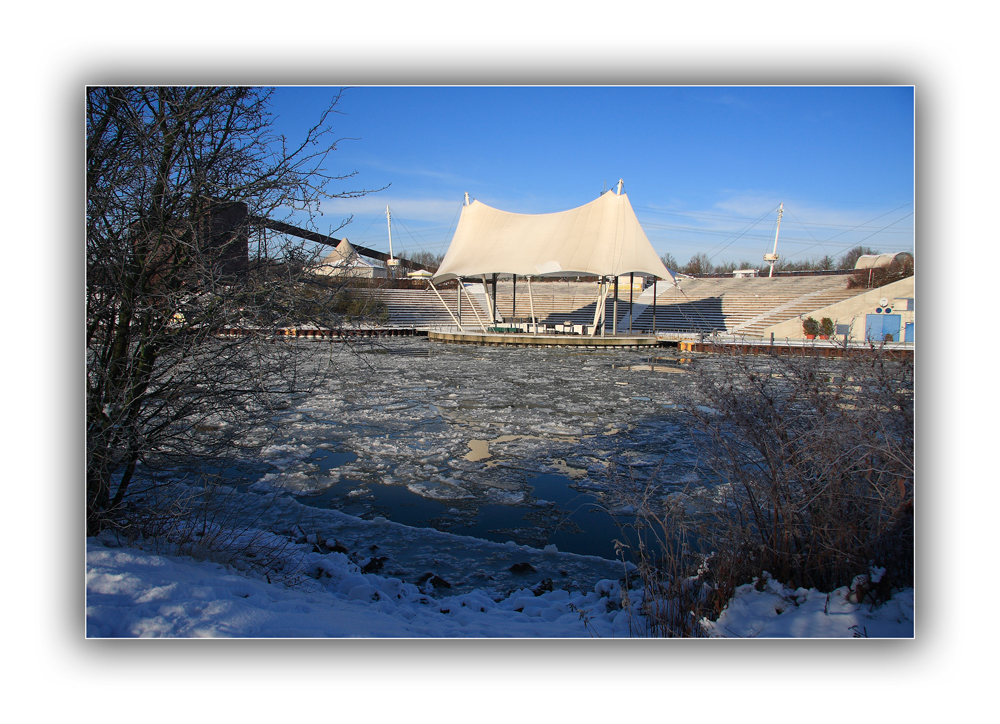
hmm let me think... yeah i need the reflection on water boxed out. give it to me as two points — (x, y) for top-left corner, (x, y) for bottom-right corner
(464, 439), (491, 462)
(447, 473), (633, 560)
(306, 448), (358, 472)
(296, 478), (449, 527)
(612, 357), (693, 373)
(294, 468), (626, 560)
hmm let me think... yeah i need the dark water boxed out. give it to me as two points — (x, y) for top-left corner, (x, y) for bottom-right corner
(306, 448), (359, 472)
(293, 464), (627, 560)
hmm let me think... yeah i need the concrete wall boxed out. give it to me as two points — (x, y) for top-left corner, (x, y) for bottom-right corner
(761, 276), (914, 342)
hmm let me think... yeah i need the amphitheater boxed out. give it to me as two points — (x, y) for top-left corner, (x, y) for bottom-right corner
(319, 190), (914, 345)
(363, 272), (907, 341)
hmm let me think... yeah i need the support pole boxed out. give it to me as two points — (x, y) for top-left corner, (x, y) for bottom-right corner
(612, 276), (619, 336)
(481, 274), (496, 325)
(512, 275), (517, 324)
(599, 278), (609, 337)
(462, 282), (489, 333)
(652, 278), (657, 333)
(428, 280), (464, 331)
(591, 279), (605, 336)
(527, 276), (538, 334)
(492, 273), (499, 323)
(629, 272), (634, 334)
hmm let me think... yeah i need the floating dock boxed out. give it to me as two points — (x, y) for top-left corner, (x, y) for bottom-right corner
(427, 330), (668, 348)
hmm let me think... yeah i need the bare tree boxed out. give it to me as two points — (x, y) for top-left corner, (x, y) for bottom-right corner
(86, 86), (382, 536)
(817, 254), (835, 271)
(683, 252), (714, 276)
(397, 249), (445, 272)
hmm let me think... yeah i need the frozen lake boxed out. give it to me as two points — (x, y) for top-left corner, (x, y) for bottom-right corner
(248, 337), (712, 561)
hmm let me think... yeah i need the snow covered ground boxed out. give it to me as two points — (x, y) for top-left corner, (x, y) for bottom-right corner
(86, 526), (913, 638)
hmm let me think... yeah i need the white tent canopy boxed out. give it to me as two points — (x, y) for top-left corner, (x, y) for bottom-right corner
(315, 238), (387, 279)
(432, 189), (674, 284)
(325, 238), (359, 264)
(854, 252), (914, 270)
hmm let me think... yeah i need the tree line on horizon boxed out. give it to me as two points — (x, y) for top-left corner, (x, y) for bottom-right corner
(660, 245), (889, 276)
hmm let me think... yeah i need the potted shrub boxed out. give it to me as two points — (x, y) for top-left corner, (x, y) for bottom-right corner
(819, 317), (834, 339)
(802, 317), (819, 339)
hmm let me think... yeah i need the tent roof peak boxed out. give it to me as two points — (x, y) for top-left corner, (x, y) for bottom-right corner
(432, 188), (672, 284)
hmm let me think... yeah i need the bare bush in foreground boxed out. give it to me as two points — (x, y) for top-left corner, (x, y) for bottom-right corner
(687, 344), (913, 599)
(609, 468), (714, 637)
(609, 344), (913, 634)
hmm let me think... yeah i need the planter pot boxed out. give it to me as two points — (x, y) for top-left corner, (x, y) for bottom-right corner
(819, 335), (829, 340)
(805, 334), (816, 339)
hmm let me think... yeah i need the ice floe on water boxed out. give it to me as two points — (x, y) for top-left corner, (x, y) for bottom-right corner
(225, 338), (714, 560)
(406, 480), (473, 500)
(531, 423), (583, 436)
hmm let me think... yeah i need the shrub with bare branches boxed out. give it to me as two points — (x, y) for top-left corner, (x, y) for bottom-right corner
(687, 344), (913, 599)
(608, 467), (715, 637)
(608, 344), (913, 634)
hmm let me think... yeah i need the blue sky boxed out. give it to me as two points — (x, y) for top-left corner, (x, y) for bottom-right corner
(268, 86), (914, 269)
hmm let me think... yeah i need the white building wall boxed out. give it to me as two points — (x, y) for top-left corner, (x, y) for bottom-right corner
(761, 277), (914, 342)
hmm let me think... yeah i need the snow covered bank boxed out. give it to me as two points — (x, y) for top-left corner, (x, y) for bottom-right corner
(86, 536), (638, 638)
(86, 527), (914, 638)
(702, 576), (914, 638)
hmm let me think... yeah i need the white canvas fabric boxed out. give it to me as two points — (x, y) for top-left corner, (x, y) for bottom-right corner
(854, 252), (914, 270)
(315, 238), (386, 278)
(431, 191), (674, 283)
(324, 238), (359, 264)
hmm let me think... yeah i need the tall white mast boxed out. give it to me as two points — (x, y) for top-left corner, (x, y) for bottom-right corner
(386, 205), (394, 258)
(385, 205), (400, 275)
(764, 202), (783, 278)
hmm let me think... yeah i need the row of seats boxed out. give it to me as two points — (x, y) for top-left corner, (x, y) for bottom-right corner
(372, 288), (491, 329)
(367, 276), (868, 337)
